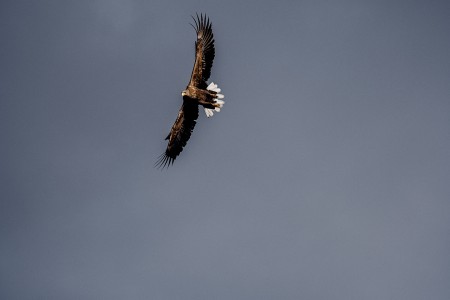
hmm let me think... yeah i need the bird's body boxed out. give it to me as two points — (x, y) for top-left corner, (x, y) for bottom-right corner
(182, 86), (217, 107)
(156, 14), (224, 168)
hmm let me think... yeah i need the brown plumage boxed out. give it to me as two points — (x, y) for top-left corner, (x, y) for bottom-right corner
(156, 14), (225, 169)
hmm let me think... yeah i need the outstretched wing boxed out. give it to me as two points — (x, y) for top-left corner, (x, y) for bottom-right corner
(155, 101), (199, 168)
(188, 13), (215, 89)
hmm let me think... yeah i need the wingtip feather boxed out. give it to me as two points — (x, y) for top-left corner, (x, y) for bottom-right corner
(154, 153), (175, 170)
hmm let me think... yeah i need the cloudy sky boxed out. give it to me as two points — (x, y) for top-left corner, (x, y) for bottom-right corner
(1, 0), (449, 299)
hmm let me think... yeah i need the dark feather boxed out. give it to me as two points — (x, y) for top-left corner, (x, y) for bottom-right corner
(155, 100), (199, 169)
(188, 13), (215, 89)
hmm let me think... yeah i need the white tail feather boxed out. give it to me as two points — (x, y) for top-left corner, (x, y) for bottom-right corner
(205, 82), (225, 117)
(204, 108), (214, 117)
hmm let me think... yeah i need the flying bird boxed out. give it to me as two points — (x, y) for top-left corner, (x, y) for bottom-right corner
(156, 14), (224, 168)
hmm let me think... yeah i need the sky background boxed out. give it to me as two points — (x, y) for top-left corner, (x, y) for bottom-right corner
(1, 0), (450, 299)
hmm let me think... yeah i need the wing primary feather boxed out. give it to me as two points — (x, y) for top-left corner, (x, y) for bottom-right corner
(192, 14), (198, 31)
(154, 153), (168, 169)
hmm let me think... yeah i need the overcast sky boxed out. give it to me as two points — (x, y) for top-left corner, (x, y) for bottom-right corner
(1, 0), (450, 299)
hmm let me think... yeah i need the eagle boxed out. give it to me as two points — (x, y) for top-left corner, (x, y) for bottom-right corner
(155, 14), (224, 168)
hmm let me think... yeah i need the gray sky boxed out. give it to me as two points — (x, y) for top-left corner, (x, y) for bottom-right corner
(1, 0), (450, 299)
